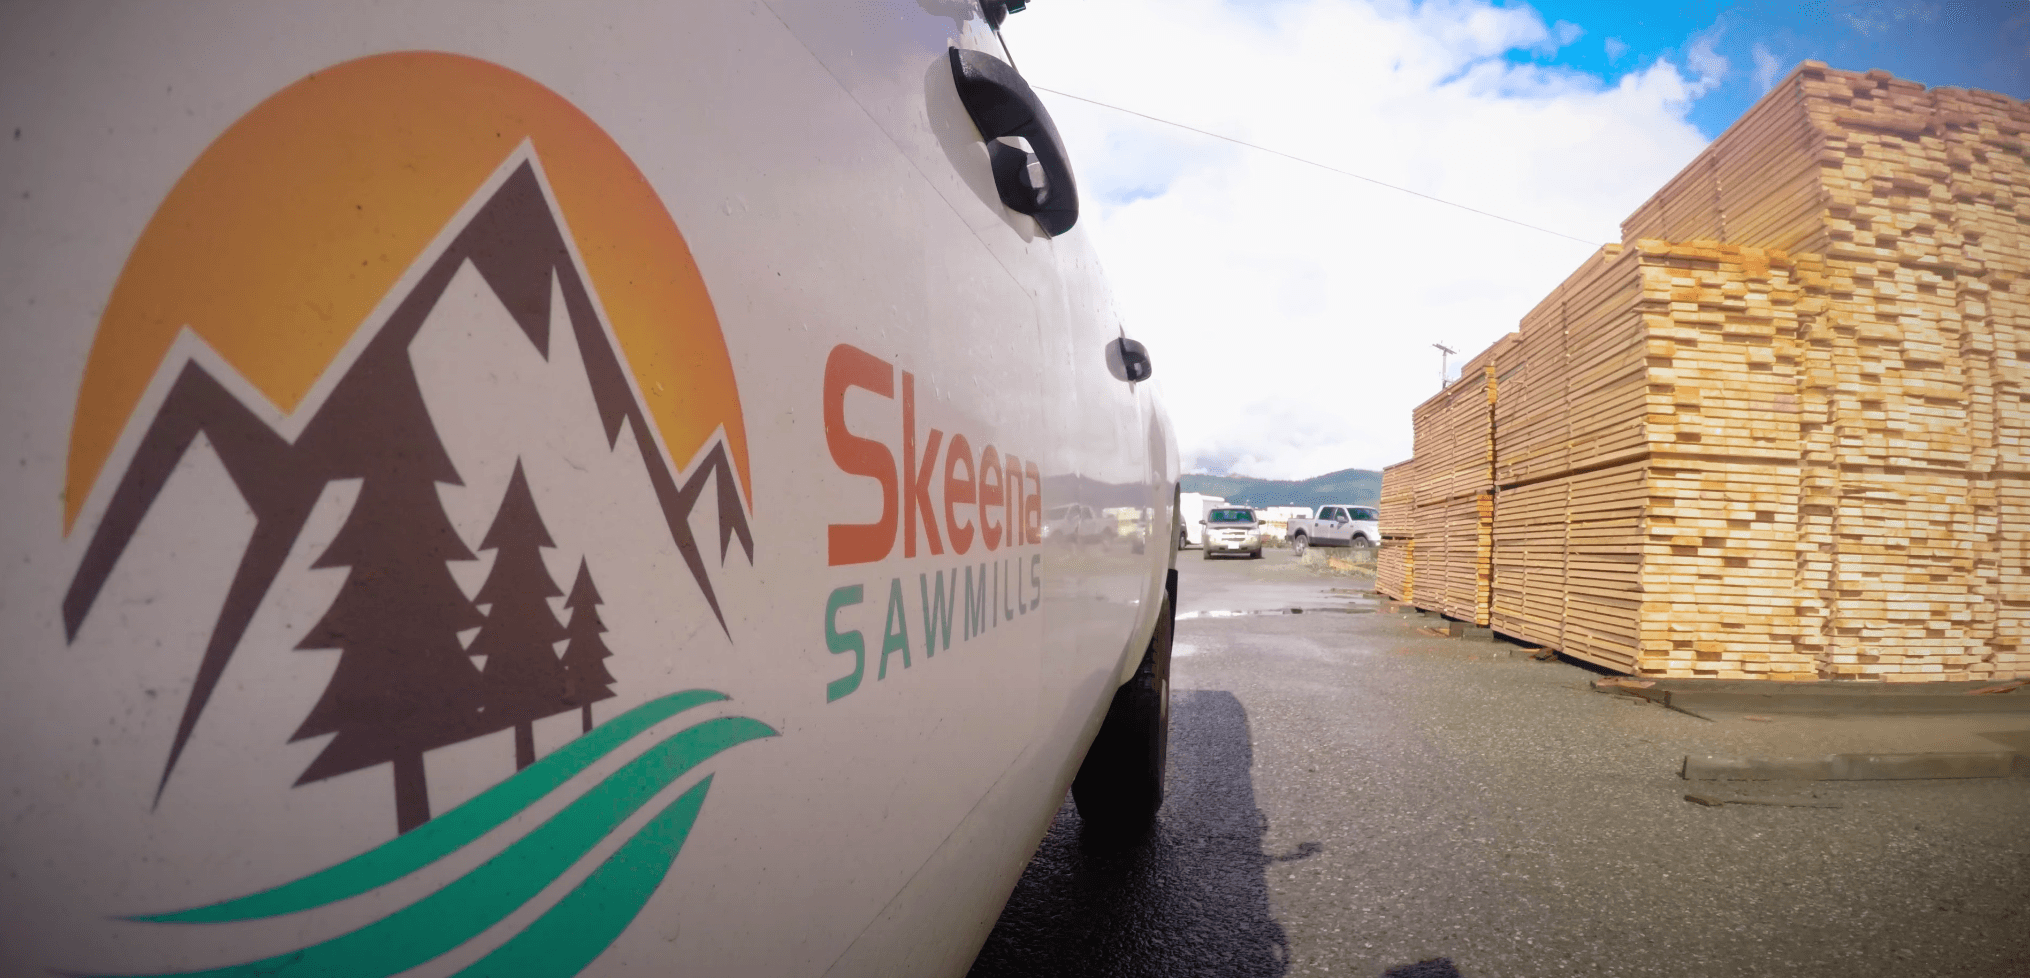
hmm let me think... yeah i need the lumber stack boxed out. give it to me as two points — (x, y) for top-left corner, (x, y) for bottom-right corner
(1487, 242), (1821, 674)
(1376, 538), (1414, 602)
(1781, 66), (2021, 681)
(1407, 340), (1506, 624)
(1376, 459), (1415, 601)
(1395, 62), (2030, 682)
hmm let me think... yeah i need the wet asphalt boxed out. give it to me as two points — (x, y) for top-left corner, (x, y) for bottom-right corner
(967, 547), (2030, 978)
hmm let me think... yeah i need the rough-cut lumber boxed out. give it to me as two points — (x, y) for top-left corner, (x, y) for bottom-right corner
(1396, 62), (2029, 682)
(1376, 537), (1414, 603)
(1379, 458), (1415, 537)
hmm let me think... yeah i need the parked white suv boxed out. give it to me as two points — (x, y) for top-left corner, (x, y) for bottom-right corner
(1201, 506), (1264, 559)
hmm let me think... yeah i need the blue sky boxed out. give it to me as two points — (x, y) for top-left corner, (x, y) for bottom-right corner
(1506, 0), (2030, 138)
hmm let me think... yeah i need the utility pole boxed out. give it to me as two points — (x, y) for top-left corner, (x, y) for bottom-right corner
(1433, 343), (1456, 389)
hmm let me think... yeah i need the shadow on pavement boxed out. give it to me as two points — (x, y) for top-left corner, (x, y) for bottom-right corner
(968, 690), (1291, 978)
(1382, 958), (1463, 977)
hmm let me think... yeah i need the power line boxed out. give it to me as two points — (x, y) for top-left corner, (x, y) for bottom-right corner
(1032, 86), (1599, 246)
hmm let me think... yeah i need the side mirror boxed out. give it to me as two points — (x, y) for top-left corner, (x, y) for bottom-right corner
(1106, 337), (1154, 383)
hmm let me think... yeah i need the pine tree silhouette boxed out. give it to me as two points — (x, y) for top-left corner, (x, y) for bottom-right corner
(291, 358), (486, 835)
(470, 460), (572, 770)
(561, 558), (618, 733)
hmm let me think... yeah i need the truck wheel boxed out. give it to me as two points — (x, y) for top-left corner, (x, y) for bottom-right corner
(1179, 528), (1189, 550)
(1350, 535), (1373, 556)
(1073, 586), (1171, 843)
(1291, 533), (1308, 558)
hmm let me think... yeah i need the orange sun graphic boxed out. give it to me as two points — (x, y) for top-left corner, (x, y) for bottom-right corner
(68, 51), (750, 531)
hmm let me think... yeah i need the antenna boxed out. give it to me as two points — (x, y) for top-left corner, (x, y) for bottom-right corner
(1433, 343), (1456, 389)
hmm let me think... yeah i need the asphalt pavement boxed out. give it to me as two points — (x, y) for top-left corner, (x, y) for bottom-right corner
(967, 546), (2030, 978)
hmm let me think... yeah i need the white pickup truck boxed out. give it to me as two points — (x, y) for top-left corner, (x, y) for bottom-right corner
(1286, 504), (1381, 557)
(0, 5), (1180, 977)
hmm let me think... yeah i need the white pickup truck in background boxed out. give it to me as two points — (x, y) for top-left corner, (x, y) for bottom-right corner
(1285, 504), (1381, 557)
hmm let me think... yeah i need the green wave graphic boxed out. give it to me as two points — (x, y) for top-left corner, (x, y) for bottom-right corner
(450, 775), (714, 978)
(137, 690), (729, 924)
(99, 714), (775, 978)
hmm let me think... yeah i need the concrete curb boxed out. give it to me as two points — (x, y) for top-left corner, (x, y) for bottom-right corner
(1593, 678), (2030, 717)
(1682, 752), (2030, 781)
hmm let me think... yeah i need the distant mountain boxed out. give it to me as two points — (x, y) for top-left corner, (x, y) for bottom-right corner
(1180, 468), (1382, 510)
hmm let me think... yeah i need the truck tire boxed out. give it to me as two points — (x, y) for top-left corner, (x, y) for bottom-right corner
(1179, 527), (1190, 550)
(1073, 583), (1172, 843)
(1349, 535), (1373, 556)
(1291, 533), (1308, 557)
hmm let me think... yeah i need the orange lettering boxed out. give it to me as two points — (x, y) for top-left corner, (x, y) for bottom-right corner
(978, 445), (1004, 551)
(825, 344), (897, 566)
(902, 372), (944, 557)
(945, 433), (976, 555)
(1004, 453), (1022, 549)
(1024, 461), (1042, 544)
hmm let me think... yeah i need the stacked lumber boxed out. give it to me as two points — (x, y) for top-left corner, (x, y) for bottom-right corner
(1376, 538), (1414, 602)
(1561, 459), (1648, 671)
(1489, 475), (1566, 649)
(1401, 63), (2028, 681)
(1405, 341), (1505, 623)
(1434, 493), (1493, 624)
(1633, 243), (1817, 679)
(1375, 459), (1415, 601)
(1410, 493), (1449, 608)
(1493, 250), (1606, 485)
(1782, 66), (2023, 681)
(1410, 339), (1503, 503)
(1378, 459), (1415, 537)
(1563, 248), (1648, 473)
(1485, 241), (1822, 675)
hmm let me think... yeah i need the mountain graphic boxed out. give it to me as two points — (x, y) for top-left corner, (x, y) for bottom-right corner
(63, 155), (754, 832)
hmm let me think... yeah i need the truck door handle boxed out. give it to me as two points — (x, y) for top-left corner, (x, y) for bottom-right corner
(949, 47), (1079, 236)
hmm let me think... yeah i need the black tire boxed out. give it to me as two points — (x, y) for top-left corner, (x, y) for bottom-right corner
(1179, 528), (1190, 550)
(1349, 535), (1373, 556)
(1250, 548), (1262, 559)
(1073, 586), (1172, 843)
(1291, 533), (1308, 558)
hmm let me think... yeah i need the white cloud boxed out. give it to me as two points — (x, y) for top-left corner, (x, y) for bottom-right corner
(1604, 36), (1628, 63)
(1683, 26), (1730, 95)
(1004, 0), (1712, 478)
(1752, 42), (1783, 92)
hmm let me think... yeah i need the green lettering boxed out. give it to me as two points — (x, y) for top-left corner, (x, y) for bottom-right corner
(1029, 554), (1042, 611)
(880, 577), (911, 678)
(825, 585), (865, 702)
(965, 562), (989, 639)
(919, 570), (954, 657)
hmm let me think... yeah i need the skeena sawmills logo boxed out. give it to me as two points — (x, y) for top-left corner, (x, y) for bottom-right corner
(61, 53), (769, 977)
